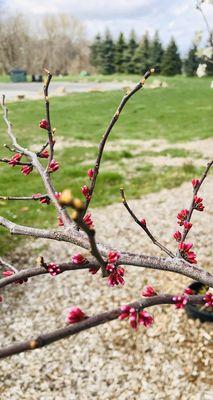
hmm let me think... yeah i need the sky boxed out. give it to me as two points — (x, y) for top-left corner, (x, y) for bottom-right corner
(1, 0), (213, 54)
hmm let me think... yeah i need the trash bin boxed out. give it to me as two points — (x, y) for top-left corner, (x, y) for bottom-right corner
(10, 69), (27, 82)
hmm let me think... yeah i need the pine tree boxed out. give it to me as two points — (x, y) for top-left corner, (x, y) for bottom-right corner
(90, 33), (103, 72)
(161, 38), (182, 76)
(124, 30), (138, 74)
(184, 45), (199, 76)
(114, 32), (126, 73)
(132, 32), (150, 74)
(149, 31), (164, 73)
(100, 30), (115, 75)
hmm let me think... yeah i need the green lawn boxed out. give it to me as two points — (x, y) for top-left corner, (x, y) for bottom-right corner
(0, 75), (212, 254)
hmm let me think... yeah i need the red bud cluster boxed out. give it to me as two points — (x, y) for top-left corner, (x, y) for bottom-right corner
(39, 119), (49, 130)
(8, 153), (22, 166)
(119, 306), (154, 330)
(66, 307), (87, 324)
(21, 165), (33, 176)
(48, 159), (59, 173)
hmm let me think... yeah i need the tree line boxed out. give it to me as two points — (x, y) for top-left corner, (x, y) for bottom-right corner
(0, 13), (90, 75)
(0, 8), (212, 77)
(90, 30), (211, 76)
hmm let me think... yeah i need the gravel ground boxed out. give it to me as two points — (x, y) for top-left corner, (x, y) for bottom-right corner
(0, 179), (212, 400)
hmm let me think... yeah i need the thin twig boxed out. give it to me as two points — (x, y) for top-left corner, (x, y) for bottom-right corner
(0, 294), (204, 359)
(0, 257), (18, 273)
(36, 141), (49, 157)
(181, 160), (213, 243)
(120, 188), (175, 258)
(0, 194), (49, 202)
(3, 144), (16, 152)
(0, 261), (98, 289)
(43, 70), (54, 169)
(0, 158), (32, 166)
(84, 69), (154, 215)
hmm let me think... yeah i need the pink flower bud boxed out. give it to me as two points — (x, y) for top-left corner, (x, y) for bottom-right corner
(106, 263), (115, 273)
(173, 230), (182, 242)
(172, 295), (188, 309)
(48, 159), (59, 173)
(54, 192), (61, 200)
(81, 185), (90, 200)
(3, 270), (28, 284)
(8, 153), (22, 166)
(177, 209), (189, 226)
(0, 295), (3, 302)
(66, 307), (87, 324)
(87, 169), (94, 179)
(21, 165), (33, 176)
(57, 216), (64, 227)
(184, 287), (194, 295)
(71, 253), (86, 265)
(3, 270), (13, 277)
(83, 213), (94, 228)
(138, 310), (154, 328)
(141, 285), (157, 297)
(33, 193), (49, 204)
(179, 242), (197, 264)
(39, 119), (49, 130)
(194, 196), (204, 211)
(39, 150), (49, 159)
(89, 266), (100, 275)
(203, 292), (213, 308)
(108, 251), (120, 264)
(47, 263), (61, 276)
(183, 221), (192, 231)
(191, 179), (200, 189)
(140, 219), (146, 226)
(107, 265), (125, 286)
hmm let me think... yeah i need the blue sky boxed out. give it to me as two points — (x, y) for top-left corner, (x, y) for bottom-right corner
(1, 0), (213, 54)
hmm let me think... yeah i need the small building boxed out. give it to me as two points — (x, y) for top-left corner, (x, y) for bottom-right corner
(10, 69), (27, 83)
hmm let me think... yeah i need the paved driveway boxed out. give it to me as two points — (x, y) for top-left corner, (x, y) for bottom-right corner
(0, 81), (127, 101)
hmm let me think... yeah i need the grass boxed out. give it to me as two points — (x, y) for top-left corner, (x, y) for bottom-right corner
(0, 75), (212, 254)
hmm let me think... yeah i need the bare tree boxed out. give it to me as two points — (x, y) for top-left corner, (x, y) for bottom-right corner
(0, 69), (212, 359)
(0, 13), (89, 75)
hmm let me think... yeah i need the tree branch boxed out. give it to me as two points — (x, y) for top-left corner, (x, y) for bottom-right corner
(181, 160), (213, 243)
(83, 69), (155, 214)
(0, 257), (18, 273)
(0, 95), (72, 227)
(43, 69), (55, 167)
(0, 294), (204, 359)
(120, 188), (175, 258)
(0, 158), (32, 166)
(0, 194), (49, 202)
(0, 215), (212, 287)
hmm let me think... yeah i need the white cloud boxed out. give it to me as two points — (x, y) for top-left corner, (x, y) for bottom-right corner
(2, 0), (213, 54)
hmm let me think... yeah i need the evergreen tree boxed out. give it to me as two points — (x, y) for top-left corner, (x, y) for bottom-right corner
(132, 32), (150, 74)
(100, 30), (115, 75)
(124, 30), (138, 74)
(149, 31), (164, 73)
(90, 33), (103, 71)
(114, 32), (126, 73)
(161, 37), (182, 76)
(184, 45), (199, 76)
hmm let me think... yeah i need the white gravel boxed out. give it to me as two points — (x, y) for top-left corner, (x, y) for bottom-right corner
(0, 178), (212, 400)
